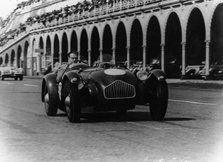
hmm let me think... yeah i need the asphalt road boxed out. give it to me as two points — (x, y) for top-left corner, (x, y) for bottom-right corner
(0, 78), (223, 162)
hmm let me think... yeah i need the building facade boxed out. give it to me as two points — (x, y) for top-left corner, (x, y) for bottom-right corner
(0, 0), (223, 77)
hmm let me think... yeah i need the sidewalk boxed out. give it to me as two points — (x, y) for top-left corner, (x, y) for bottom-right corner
(167, 78), (223, 84)
(24, 75), (43, 80)
(167, 78), (223, 89)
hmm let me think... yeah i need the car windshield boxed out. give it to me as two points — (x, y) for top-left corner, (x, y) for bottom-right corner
(4, 67), (16, 70)
(93, 54), (115, 67)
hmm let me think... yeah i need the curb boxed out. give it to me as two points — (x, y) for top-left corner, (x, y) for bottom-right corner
(167, 79), (223, 89)
(24, 76), (43, 80)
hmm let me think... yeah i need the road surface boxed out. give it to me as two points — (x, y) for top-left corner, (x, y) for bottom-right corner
(0, 78), (222, 162)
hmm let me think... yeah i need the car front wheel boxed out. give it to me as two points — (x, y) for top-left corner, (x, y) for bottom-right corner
(64, 81), (81, 123)
(149, 80), (168, 121)
(43, 86), (58, 116)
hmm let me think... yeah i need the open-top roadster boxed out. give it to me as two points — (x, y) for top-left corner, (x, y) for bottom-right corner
(41, 55), (168, 123)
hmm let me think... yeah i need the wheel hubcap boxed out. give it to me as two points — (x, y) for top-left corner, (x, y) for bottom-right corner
(65, 95), (71, 117)
(44, 94), (49, 113)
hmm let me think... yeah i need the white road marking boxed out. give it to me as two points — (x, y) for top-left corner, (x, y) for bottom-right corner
(128, 122), (180, 130)
(128, 122), (161, 130)
(1, 82), (14, 85)
(169, 99), (216, 106)
(23, 84), (38, 87)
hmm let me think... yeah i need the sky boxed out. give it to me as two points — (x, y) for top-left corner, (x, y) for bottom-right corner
(0, 0), (23, 20)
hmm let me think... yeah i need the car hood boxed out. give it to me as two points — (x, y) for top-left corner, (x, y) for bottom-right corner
(80, 68), (137, 86)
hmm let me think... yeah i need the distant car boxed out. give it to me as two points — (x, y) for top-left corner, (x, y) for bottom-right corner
(185, 65), (204, 79)
(199, 64), (223, 80)
(0, 66), (24, 80)
(41, 54), (168, 123)
(146, 58), (181, 78)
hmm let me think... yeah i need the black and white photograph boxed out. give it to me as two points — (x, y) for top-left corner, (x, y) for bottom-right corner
(0, 0), (223, 161)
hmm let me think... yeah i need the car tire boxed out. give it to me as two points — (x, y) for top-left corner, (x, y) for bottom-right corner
(2, 76), (4, 80)
(149, 80), (168, 121)
(64, 80), (81, 123)
(43, 85), (58, 116)
(15, 77), (18, 80)
(20, 76), (23, 81)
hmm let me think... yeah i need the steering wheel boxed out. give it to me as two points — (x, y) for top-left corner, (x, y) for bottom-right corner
(102, 63), (111, 69)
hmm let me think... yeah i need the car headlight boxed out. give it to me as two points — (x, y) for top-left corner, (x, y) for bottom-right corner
(136, 70), (149, 81)
(70, 77), (77, 83)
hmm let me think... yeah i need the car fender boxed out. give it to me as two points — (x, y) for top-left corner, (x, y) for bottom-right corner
(62, 71), (84, 89)
(41, 73), (59, 103)
(136, 69), (166, 104)
(149, 69), (166, 81)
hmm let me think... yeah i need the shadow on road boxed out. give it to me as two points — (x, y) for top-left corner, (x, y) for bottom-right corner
(54, 111), (195, 123)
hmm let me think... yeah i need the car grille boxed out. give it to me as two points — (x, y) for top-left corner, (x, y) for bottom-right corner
(104, 80), (136, 99)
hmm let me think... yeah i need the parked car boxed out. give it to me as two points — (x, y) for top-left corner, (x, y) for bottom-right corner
(147, 58), (181, 78)
(41, 55), (168, 123)
(199, 64), (223, 80)
(185, 65), (205, 79)
(0, 66), (24, 80)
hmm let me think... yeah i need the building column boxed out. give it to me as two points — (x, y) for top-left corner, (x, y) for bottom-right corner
(99, 48), (103, 62)
(59, 52), (62, 64)
(14, 56), (17, 68)
(161, 43), (165, 71)
(36, 53), (41, 75)
(51, 52), (54, 69)
(44, 48), (47, 69)
(9, 55), (11, 67)
(142, 45), (146, 69)
(112, 47), (116, 65)
(20, 51), (24, 68)
(181, 42), (186, 77)
(88, 49), (91, 66)
(77, 51), (80, 61)
(205, 40), (210, 76)
(126, 46), (130, 68)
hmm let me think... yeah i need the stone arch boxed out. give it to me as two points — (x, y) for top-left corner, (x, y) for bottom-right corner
(103, 24), (113, 55)
(0, 57), (2, 65)
(23, 41), (29, 75)
(17, 45), (22, 68)
(116, 21), (127, 67)
(46, 35), (51, 66)
(11, 50), (15, 66)
(186, 7), (206, 65)
(146, 15), (161, 65)
(70, 30), (78, 52)
(53, 34), (60, 63)
(39, 36), (44, 51)
(80, 28), (88, 61)
(130, 19), (143, 66)
(62, 32), (68, 62)
(210, 3), (223, 65)
(165, 12), (182, 77)
(91, 26), (100, 65)
(5, 53), (9, 65)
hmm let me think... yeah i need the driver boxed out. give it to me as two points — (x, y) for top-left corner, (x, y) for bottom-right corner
(54, 51), (79, 82)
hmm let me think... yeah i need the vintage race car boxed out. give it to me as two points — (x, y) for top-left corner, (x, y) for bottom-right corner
(41, 57), (168, 123)
(0, 66), (24, 80)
